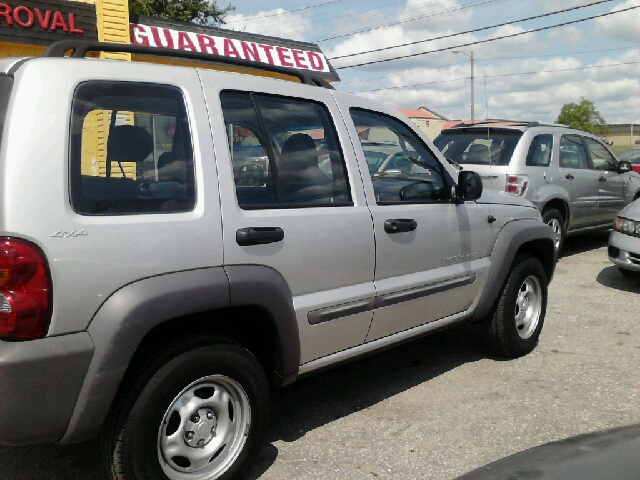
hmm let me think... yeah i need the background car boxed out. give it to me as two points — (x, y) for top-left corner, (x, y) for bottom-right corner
(608, 198), (640, 276)
(434, 122), (640, 256)
(617, 147), (640, 174)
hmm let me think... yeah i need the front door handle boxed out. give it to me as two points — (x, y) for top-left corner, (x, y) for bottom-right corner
(599, 176), (607, 182)
(565, 173), (574, 180)
(236, 227), (284, 246)
(384, 218), (418, 234)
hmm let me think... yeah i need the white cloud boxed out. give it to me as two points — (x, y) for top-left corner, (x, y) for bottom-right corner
(224, 9), (312, 42)
(595, 0), (640, 43)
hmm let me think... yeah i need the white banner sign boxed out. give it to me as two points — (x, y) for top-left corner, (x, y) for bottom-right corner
(130, 24), (331, 73)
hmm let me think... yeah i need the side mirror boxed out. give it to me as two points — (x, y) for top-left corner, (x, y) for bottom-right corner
(456, 170), (483, 202)
(618, 160), (632, 174)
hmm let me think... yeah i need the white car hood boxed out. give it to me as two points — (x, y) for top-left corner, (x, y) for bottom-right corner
(477, 188), (537, 209)
(618, 198), (640, 221)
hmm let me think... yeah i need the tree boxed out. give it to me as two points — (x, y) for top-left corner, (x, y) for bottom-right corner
(555, 98), (609, 135)
(129, 0), (235, 26)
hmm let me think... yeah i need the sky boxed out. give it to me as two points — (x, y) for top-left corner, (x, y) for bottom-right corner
(219, 0), (639, 124)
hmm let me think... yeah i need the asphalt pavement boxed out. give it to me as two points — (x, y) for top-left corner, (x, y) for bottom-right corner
(1, 231), (638, 480)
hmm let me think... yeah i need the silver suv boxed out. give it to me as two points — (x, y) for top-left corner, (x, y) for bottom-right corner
(0, 41), (555, 480)
(434, 122), (640, 254)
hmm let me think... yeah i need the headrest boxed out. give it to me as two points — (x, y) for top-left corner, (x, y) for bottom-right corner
(107, 125), (153, 163)
(282, 133), (316, 155)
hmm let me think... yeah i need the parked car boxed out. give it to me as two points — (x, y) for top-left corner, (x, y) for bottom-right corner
(617, 147), (640, 174)
(608, 198), (640, 276)
(433, 122), (640, 255)
(0, 41), (556, 480)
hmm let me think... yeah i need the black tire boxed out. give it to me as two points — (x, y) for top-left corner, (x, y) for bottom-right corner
(542, 208), (564, 257)
(482, 254), (548, 358)
(102, 336), (270, 480)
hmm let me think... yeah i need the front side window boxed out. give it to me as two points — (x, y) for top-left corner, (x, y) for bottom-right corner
(584, 137), (617, 171)
(559, 135), (589, 169)
(350, 108), (448, 204)
(70, 82), (195, 215)
(433, 130), (522, 166)
(220, 91), (351, 209)
(526, 134), (553, 167)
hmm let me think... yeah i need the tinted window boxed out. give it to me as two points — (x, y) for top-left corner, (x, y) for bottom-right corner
(220, 91), (351, 209)
(526, 134), (553, 167)
(350, 108), (447, 204)
(559, 135), (589, 169)
(433, 130), (522, 166)
(584, 137), (617, 171)
(70, 82), (195, 215)
(0, 75), (12, 151)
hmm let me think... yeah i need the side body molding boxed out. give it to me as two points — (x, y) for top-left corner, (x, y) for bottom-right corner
(469, 219), (556, 322)
(60, 265), (299, 444)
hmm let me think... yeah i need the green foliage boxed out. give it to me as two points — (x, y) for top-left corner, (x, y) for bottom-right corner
(129, 0), (234, 26)
(555, 99), (609, 135)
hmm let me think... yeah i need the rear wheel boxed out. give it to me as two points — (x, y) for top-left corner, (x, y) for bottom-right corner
(482, 254), (548, 357)
(542, 208), (564, 257)
(102, 337), (270, 480)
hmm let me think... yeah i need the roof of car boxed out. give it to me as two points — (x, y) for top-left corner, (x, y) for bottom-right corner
(441, 119), (570, 133)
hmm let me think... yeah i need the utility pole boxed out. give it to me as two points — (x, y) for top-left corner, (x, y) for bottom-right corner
(453, 50), (475, 123)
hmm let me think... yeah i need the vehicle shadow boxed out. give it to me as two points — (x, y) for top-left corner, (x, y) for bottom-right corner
(560, 231), (610, 258)
(596, 265), (640, 294)
(248, 324), (491, 478)
(0, 325), (493, 480)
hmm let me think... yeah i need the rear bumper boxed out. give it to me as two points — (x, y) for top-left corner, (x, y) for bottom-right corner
(0, 332), (94, 445)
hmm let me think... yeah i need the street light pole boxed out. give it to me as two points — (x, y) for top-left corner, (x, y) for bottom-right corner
(632, 114), (637, 147)
(453, 50), (475, 124)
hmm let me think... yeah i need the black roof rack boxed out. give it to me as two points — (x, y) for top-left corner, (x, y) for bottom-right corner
(42, 40), (334, 89)
(446, 119), (567, 130)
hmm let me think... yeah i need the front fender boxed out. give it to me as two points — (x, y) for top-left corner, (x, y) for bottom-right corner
(469, 219), (555, 322)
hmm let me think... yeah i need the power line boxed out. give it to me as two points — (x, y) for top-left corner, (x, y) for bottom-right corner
(316, 0), (507, 42)
(348, 61), (640, 93)
(224, 0), (350, 24)
(340, 46), (635, 85)
(335, 5), (640, 70)
(329, 0), (615, 60)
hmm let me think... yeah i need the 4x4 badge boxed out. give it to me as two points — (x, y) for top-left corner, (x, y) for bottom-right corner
(51, 230), (88, 238)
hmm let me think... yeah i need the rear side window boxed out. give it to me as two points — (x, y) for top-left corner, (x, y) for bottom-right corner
(433, 130), (522, 166)
(559, 135), (589, 169)
(526, 134), (553, 167)
(0, 75), (13, 151)
(70, 81), (195, 215)
(220, 91), (351, 209)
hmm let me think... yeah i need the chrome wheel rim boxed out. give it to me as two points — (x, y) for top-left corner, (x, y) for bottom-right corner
(158, 375), (251, 480)
(547, 218), (562, 253)
(515, 275), (542, 339)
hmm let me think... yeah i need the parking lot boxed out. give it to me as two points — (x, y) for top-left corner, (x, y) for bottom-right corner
(0, 232), (638, 480)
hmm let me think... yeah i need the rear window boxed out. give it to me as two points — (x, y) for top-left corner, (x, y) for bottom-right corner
(69, 81), (195, 215)
(433, 130), (523, 166)
(0, 74), (13, 151)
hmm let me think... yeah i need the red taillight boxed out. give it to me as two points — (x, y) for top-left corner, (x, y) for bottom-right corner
(506, 174), (529, 196)
(0, 238), (51, 340)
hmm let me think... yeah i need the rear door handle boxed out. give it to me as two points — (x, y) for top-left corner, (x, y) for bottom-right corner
(384, 218), (417, 234)
(565, 173), (574, 180)
(236, 227), (284, 246)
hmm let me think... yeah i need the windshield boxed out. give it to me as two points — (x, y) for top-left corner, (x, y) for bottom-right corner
(433, 130), (523, 166)
(0, 75), (12, 151)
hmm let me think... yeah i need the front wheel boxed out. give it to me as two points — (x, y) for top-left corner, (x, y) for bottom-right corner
(102, 338), (270, 480)
(482, 254), (548, 357)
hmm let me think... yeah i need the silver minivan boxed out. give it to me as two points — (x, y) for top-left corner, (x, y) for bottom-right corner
(434, 122), (640, 254)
